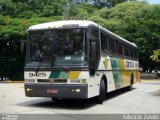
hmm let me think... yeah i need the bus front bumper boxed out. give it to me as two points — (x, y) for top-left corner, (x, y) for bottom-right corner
(24, 83), (88, 99)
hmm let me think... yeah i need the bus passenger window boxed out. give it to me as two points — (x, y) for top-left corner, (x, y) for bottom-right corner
(109, 37), (111, 52)
(119, 42), (123, 56)
(89, 28), (100, 65)
(130, 47), (134, 58)
(125, 45), (130, 57)
(110, 38), (116, 54)
(135, 48), (138, 59)
(124, 45), (127, 57)
(132, 48), (135, 59)
(115, 40), (119, 54)
(101, 32), (108, 52)
(134, 49), (136, 59)
(128, 46), (131, 57)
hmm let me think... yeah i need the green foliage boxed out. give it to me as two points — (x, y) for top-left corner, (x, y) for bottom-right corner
(0, 15), (62, 80)
(0, 15), (62, 40)
(63, 3), (97, 20)
(107, 0), (127, 7)
(106, 0), (142, 7)
(0, 0), (69, 18)
(151, 49), (160, 63)
(18, 10), (36, 19)
(0, 0), (160, 79)
(89, 2), (160, 71)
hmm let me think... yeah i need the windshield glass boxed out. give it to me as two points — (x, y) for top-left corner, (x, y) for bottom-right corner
(25, 29), (87, 68)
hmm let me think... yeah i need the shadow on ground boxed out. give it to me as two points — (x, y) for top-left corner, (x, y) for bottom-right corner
(17, 87), (136, 110)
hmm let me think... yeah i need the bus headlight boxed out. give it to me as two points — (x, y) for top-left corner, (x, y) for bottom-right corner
(70, 79), (87, 84)
(25, 79), (35, 83)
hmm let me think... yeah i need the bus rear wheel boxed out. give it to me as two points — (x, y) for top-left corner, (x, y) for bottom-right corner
(127, 74), (134, 91)
(96, 79), (106, 104)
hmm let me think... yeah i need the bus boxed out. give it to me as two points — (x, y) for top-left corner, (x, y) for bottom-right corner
(24, 20), (139, 103)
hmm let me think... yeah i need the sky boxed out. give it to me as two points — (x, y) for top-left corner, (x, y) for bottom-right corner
(147, 0), (160, 4)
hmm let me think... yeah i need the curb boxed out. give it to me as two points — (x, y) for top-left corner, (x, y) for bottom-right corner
(0, 81), (24, 83)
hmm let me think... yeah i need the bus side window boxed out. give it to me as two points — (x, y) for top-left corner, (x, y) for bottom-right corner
(110, 38), (116, 53)
(134, 48), (136, 59)
(129, 46), (131, 58)
(132, 48), (135, 59)
(121, 43), (124, 56)
(128, 45), (131, 57)
(135, 48), (138, 59)
(119, 42), (123, 56)
(131, 47), (134, 58)
(125, 45), (129, 57)
(124, 44), (127, 57)
(109, 37), (111, 52)
(109, 38), (111, 52)
(116, 40), (119, 55)
(137, 49), (139, 59)
(101, 32), (108, 52)
(100, 32), (104, 51)
(89, 27), (100, 65)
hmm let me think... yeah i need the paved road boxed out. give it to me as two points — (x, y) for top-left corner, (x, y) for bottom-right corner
(0, 81), (160, 119)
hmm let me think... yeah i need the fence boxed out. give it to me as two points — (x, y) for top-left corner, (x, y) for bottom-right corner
(140, 72), (160, 79)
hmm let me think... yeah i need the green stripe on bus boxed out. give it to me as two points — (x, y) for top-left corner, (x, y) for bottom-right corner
(110, 58), (121, 69)
(113, 71), (123, 89)
(111, 58), (123, 89)
(49, 71), (60, 78)
(58, 71), (68, 79)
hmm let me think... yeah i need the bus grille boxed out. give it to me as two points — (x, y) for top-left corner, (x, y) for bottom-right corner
(37, 79), (67, 83)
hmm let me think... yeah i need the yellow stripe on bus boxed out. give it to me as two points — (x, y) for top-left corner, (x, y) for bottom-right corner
(68, 71), (80, 79)
(119, 58), (125, 70)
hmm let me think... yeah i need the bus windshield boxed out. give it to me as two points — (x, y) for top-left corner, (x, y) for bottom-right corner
(26, 29), (87, 68)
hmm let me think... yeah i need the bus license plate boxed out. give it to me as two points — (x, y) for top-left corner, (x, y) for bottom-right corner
(47, 89), (58, 94)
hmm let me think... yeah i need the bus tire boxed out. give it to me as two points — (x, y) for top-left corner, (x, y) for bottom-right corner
(51, 98), (59, 102)
(96, 79), (106, 104)
(127, 74), (134, 91)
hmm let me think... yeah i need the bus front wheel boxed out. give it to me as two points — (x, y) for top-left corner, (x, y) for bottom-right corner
(51, 98), (59, 102)
(96, 79), (106, 104)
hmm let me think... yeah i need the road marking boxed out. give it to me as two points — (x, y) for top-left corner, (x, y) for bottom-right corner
(16, 86), (24, 88)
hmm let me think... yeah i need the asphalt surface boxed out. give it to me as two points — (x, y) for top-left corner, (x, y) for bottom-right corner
(0, 81), (160, 119)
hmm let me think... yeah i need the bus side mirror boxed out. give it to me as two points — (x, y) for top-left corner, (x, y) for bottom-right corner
(89, 38), (96, 76)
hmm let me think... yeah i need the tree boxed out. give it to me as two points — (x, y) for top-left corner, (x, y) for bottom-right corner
(0, 0), (69, 18)
(89, 2), (160, 71)
(0, 0), (160, 80)
(63, 2), (97, 19)
(106, 0), (142, 7)
(71, 0), (141, 8)
(151, 49), (160, 63)
(0, 15), (62, 80)
(0, 0), (68, 80)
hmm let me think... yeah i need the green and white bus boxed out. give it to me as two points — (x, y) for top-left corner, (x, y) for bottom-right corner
(24, 20), (139, 103)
